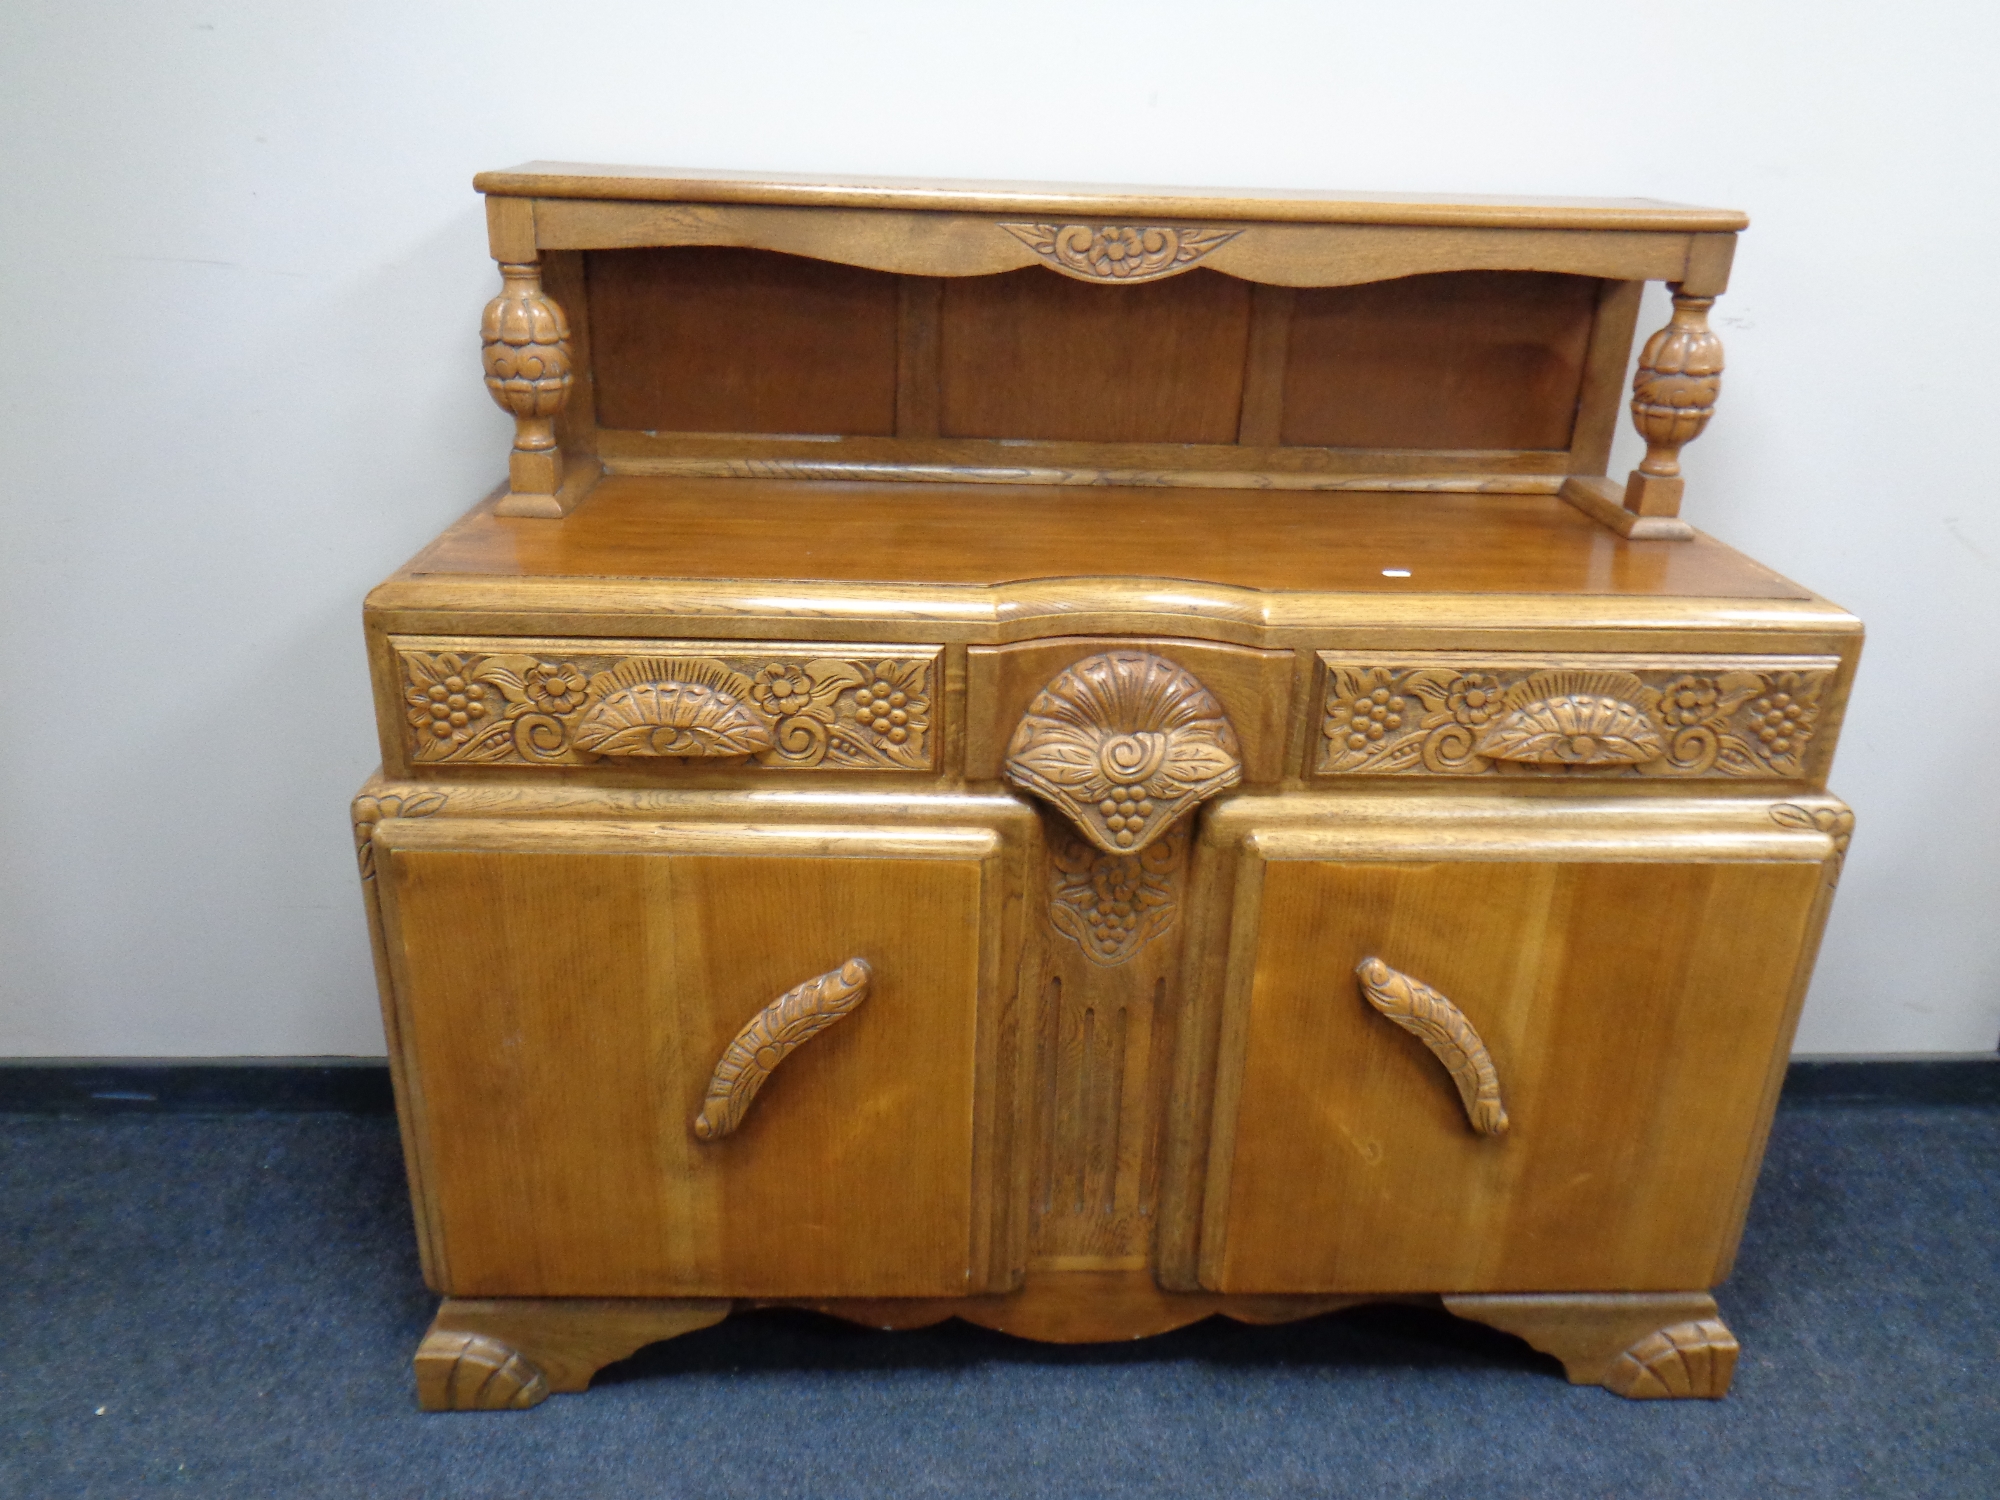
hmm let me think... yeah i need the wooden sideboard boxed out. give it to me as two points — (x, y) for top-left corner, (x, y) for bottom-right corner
(353, 163), (1857, 1409)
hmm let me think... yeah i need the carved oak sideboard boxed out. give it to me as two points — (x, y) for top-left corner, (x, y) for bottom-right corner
(353, 163), (1858, 1409)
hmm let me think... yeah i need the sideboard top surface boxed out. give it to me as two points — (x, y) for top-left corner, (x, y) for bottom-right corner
(402, 477), (1808, 600)
(474, 162), (1748, 232)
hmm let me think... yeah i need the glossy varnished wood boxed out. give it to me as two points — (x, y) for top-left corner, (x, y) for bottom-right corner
(361, 166), (1852, 1407)
(373, 813), (1027, 1298)
(588, 247), (900, 436)
(405, 476), (1809, 599)
(937, 268), (1251, 444)
(1280, 272), (1599, 450)
(1189, 795), (1843, 1294)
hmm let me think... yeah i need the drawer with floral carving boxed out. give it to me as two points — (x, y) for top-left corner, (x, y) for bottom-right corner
(387, 637), (940, 774)
(1313, 653), (1843, 783)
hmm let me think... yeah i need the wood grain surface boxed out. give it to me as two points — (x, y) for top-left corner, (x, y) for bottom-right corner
(1200, 828), (1829, 1293)
(374, 817), (1016, 1298)
(1280, 272), (1598, 450)
(937, 268), (1251, 443)
(474, 162), (1749, 232)
(406, 476), (1808, 599)
(589, 247), (900, 436)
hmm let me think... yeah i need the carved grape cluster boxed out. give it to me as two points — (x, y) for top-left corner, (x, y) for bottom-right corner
(1048, 825), (1187, 965)
(1096, 790), (1157, 843)
(1750, 683), (1813, 758)
(852, 667), (922, 746)
(1084, 855), (1147, 938)
(407, 657), (494, 747)
(1324, 670), (1407, 752)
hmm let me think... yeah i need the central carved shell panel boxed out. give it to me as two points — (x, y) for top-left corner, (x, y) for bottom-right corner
(1003, 651), (1243, 854)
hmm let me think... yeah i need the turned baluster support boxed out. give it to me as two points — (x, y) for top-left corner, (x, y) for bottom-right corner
(481, 260), (576, 515)
(1623, 285), (1725, 519)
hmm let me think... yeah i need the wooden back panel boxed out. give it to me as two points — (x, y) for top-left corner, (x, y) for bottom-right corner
(575, 248), (1623, 478)
(1281, 272), (1599, 450)
(590, 248), (900, 436)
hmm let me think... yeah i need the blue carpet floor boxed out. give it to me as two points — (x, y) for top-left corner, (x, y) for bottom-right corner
(1, 1103), (1995, 1498)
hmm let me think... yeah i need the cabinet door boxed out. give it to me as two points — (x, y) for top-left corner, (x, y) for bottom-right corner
(374, 816), (1018, 1299)
(1196, 798), (1840, 1295)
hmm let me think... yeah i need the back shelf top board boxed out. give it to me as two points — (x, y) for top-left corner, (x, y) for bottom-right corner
(475, 162), (1749, 234)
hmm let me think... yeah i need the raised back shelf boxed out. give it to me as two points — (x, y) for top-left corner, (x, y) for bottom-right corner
(474, 164), (1744, 540)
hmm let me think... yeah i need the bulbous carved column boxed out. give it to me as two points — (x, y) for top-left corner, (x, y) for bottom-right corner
(481, 262), (573, 499)
(1623, 287), (1724, 517)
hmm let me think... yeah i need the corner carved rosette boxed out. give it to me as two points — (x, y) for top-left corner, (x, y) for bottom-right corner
(1004, 652), (1242, 854)
(396, 645), (936, 772)
(352, 790), (447, 880)
(694, 959), (872, 1141)
(1770, 802), (1855, 884)
(1317, 657), (1830, 780)
(1355, 958), (1509, 1136)
(481, 263), (572, 492)
(1631, 289), (1724, 479)
(1000, 223), (1240, 283)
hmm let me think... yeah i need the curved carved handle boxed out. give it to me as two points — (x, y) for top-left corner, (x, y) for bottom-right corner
(693, 958), (871, 1141)
(1354, 957), (1509, 1136)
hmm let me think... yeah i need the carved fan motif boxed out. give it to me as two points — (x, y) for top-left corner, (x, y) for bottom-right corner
(1004, 652), (1242, 853)
(572, 658), (774, 758)
(1475, 671), (1664, 766)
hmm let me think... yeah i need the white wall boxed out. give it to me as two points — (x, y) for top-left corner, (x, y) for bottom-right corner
(3, 1), (1996, 1056)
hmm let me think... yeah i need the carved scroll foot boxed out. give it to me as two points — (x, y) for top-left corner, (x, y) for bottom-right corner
(415, 1329), (549, 1411)
(415, 1297), (732, 1411)
(1443, 1292), (1738, 1399)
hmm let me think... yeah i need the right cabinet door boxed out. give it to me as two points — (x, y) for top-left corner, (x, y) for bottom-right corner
(1196, 796), (1843, 1295)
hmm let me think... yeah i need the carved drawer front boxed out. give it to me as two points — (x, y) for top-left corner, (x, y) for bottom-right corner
(1195, 799), (1845, 1296)
(389, 636), (941, 774)
(1314, 652), (1842, 783)
(372, 815), (1011, 1299)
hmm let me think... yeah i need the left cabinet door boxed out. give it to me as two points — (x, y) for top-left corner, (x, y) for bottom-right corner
(372, 815), (1019, 1299)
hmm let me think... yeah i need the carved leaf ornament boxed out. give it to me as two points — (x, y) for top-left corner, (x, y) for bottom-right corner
(1000, 223), (1240, 283)
(1004, 652), (1242, 853)
(1319, 660), (1828, 779)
